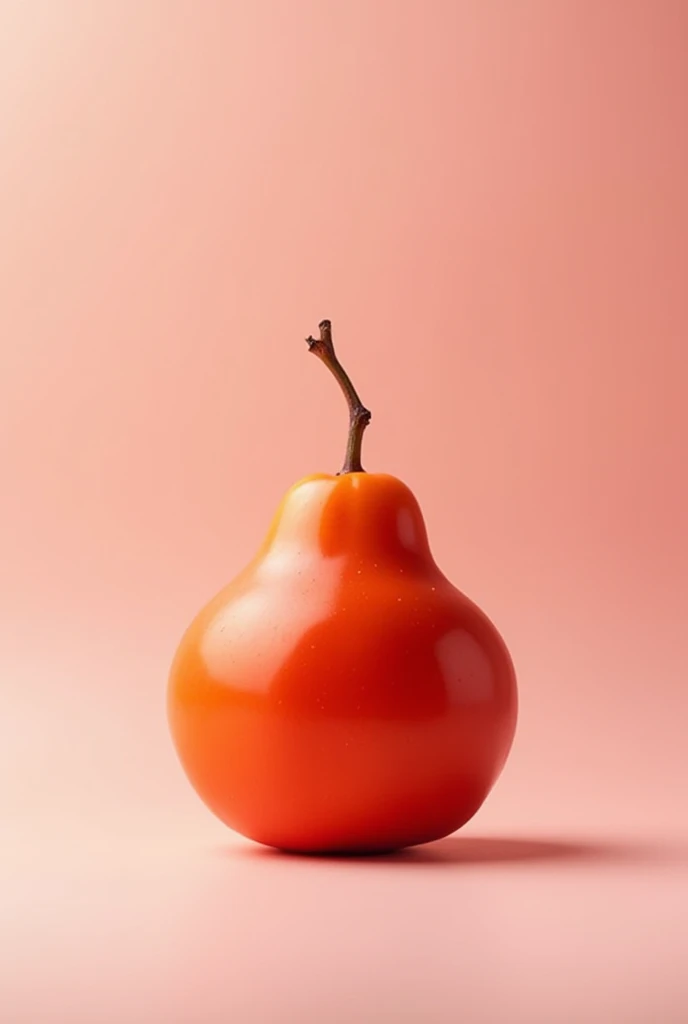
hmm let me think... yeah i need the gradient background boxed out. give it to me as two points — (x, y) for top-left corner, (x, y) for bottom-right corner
(1, 1), (687, 1022)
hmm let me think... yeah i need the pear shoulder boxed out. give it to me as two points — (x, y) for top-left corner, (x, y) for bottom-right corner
(261, 471), (433, 565)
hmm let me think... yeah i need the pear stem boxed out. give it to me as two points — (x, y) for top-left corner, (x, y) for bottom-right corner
(305, 319), (371, 475)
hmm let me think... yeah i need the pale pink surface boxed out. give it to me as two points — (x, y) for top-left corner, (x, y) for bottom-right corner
(1, 2), (687, 1022)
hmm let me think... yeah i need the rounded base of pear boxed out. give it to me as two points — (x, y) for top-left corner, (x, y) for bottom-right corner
(225, 799), (486, 859)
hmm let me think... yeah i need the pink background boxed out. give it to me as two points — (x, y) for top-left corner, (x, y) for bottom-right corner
(2, 1), (687, 1021)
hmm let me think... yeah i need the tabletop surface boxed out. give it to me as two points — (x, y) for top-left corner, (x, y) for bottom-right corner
(4, 810), (687, 1024)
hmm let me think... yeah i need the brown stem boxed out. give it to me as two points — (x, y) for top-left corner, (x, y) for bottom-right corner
(305, 319), (371, 474)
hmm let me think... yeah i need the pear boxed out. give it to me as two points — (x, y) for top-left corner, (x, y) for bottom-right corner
(168, 320), (517, 853)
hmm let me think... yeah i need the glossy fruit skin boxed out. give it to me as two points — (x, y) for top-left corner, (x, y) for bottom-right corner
(168, 473), (517, 854)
